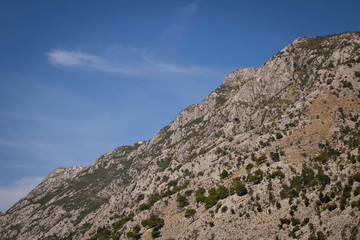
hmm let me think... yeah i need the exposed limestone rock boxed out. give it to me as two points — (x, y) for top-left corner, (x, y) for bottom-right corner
(1, 31), (360, 240)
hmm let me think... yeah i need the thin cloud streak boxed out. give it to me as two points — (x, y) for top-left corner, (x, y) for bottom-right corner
(46, 48), (219, 77)
(46, 1), (222, 78)
(46, 50), (138, 74)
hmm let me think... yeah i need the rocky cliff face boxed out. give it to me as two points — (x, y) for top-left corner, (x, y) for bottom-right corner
(1, 32), (360, 240)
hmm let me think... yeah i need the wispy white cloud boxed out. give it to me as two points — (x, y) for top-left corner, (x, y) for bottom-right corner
(0, 177), (43, 213)
(46, 48), (218, 77)
(46, 1), (219, 78)
(143, 56), (213, 75)
(46, 50), (138, 74)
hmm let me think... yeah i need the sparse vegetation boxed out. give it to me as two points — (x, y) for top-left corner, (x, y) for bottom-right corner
(112, 212), (134, 231)
(176, 195), (189, 208)
(4, 31), (360, 240)
(195, 185), (234, 209)
(139, 180), (189, 211)
(126, 225), (141, 239)
(220, 170), (229, 179)
(142, 215), (165, 239)
(185, 209), (196, 221)
(235, 183), (247, 196)
(248, 170), (263, 184)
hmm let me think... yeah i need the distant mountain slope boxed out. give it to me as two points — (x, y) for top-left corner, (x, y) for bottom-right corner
(1, 31), (360, 240)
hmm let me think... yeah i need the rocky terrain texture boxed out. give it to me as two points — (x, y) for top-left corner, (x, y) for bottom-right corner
(1, 31), (360, 240)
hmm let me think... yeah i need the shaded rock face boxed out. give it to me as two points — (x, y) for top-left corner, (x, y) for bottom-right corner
(1, 32), (360, 240)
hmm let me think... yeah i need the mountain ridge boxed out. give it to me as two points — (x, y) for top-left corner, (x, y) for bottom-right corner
(1, 31), (360, 240)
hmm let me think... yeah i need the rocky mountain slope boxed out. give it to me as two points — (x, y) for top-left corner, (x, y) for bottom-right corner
(1, 31), (360, 240)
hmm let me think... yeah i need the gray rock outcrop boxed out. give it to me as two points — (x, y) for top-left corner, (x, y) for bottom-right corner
(1, 31), (360, 240)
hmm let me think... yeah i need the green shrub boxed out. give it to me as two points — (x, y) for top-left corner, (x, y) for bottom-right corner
(139, 203), (151, 211)
(248, 170), (263, 184)
(133, 225), (141, 233)
(151, 230), (161, 238)
(221, 206), (228, 213)
(254, 155), (267, 164)
(176, 195), (189, 208)
(89, 227), (111, 240)
(255, 202), (262, 212)
(280, 218), (291, 225)
(162, 175), (169, 182)
(317, 231), (326, 240)
(319, 192), (331, 203)
(246, 163), (254, 171)
(354, 186), (360, 196)
(141, 215), (164, 230)
(217, 185), (229, 199)
(195, 187), (206, 203)
(185, 190), (193, 196)
(353, 172), (360, 182)
(270, 152), (280, 162)
(327, 203), (337, 211)
(342, 80), (353, 89)
(270, 170), (286, 179)
(139, 181), (189, 211)
(316, 168), (331, 188)
(308, 234), (317, 240)
(126, 231), (141, 239)
(214, 203), (222, 213)
(351, 200), (360, 210)
(220, 170), (229, 179)
(148, 194), (162, 205)
(314, 151), (329, 163)
(168, 179), (178, 187)
(235, 183), (247, 196)
(291, 217), (301, 226)
(216, 95), (227, 106)
(136, 194), (144, 203)
(301, 166), (316, 187)
(156, 159), (171, 171)
(112, 212), (134, 231)
(184, 209), (196, 220)
(204, 186), (230, 209)
(280, 179), (301, 199)
(281, 165), (331, 199)
(199, 148), (206, 155)
(204, 193), (219, 209)
(302, 217), (310, 226)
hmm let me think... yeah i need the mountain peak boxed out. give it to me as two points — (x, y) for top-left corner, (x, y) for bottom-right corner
(1, 31), (360, 240)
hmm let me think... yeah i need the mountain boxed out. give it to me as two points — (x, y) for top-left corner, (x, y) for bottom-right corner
(1, 31), (360, 240)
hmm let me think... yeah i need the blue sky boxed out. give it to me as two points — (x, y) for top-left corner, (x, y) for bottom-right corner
(0, 0), (359, 212)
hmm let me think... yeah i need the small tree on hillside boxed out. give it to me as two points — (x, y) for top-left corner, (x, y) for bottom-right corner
(185, 208), (196, 221)
(176, 195), (189, 208)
